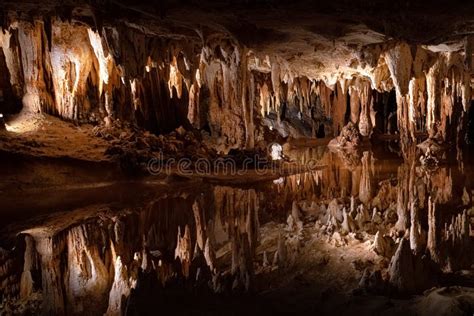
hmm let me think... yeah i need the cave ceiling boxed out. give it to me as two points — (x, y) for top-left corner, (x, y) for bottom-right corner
(3, 0), (474, 83)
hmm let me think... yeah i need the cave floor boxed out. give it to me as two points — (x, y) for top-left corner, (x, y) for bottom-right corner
(1, 113), (110, 162)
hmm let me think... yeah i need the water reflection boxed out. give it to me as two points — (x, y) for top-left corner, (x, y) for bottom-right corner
(1, 145), (473, 314)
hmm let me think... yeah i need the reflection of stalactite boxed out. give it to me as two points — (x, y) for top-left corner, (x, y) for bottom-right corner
(427, 197), (439, 263)
(429, 168), (453, 204)
(174, 225), (192, 278)
(409, 199), (426, 255)
(35, 236), (66, 315)
(212, 186), (260, 289)
(65, 224), (109, 314)
(359, 151), (373, 204)
(8, 186), (264, 314)
(106, 256), (132, 316)
(443, 209), (472, 271)
(396, 162), (411, 232)
(20, 235), (36, 299)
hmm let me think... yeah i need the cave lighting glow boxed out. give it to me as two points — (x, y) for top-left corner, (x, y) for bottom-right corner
(270, 143), (283, 160)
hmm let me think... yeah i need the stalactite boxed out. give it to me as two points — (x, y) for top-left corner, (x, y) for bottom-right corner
(87, 28), (116, 122)
(271, 57), (281, 112)
(168, 55), (183, 99)
(241, 48), (255, 148)
(50, 20), (96, 119)
(332, 81), (347, 136)
(349, 86), (360, 124)
(384, 42), (413, 142)
(187, 80), (200, 127)
(357, 79), (373, 137)
(0, 28), (24, 99)
(17, 21), (54, 113)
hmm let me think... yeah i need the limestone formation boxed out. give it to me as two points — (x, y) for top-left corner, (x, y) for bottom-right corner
(1, 2), (474, 315)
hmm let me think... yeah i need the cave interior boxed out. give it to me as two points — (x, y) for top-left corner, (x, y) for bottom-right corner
(1, 0), (474, 315)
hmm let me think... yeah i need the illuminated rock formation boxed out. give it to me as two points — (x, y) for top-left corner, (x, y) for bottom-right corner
(1, 1), (474, 315)
(0, 9), (472, 153)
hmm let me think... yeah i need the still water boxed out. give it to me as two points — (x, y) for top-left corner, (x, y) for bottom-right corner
(0, 144), (473, 315)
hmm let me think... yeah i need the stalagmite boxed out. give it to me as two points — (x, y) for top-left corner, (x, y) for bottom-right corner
(355, 204), (370, 228)
(262, 251), (269, 268)
(462, 187), (471, 206)
(275, 233), (287, 267)
(373, 231), (395, 258)
(341, 207), (357, 234)
(328, 122), (362, 148)
(388, 238), (416, 293)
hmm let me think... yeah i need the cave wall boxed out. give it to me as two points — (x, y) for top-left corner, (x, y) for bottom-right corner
(0, 17), (473, 150)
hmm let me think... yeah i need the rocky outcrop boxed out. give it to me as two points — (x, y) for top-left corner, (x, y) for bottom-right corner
(388, 238), (438, 294)
(328, 122), (362, 148)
